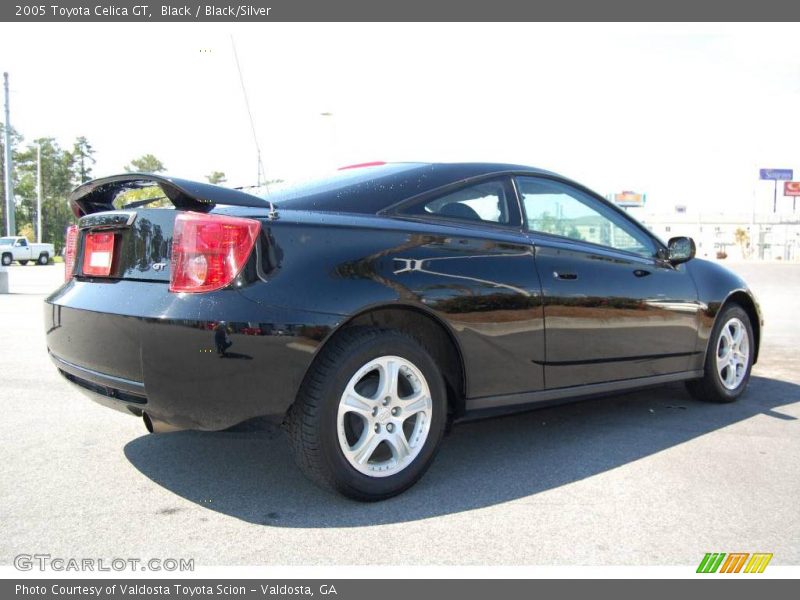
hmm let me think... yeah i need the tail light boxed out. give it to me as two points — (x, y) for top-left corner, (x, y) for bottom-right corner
(82, 232), (115, 277)
(64, 225), (78, 282)
(169, 212), (260, 293)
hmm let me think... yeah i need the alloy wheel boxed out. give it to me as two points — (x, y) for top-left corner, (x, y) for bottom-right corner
(337, 355), (433, 477)
(716, 317), (749, 390)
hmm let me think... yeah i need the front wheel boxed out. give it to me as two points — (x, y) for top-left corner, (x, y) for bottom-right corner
(1, 253), (11, 266)
(686, 304), (754, 403)
(285, 328), (447, 501)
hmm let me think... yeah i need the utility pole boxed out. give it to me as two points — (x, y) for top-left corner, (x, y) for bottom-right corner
(3, 72), (15, 236)
(36, 143), (42, 243)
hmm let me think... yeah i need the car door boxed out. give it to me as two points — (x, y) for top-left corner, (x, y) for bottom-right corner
(515, 175), (702, 388)
(394, 176), (546, 398)
(15, 238), (31, 260)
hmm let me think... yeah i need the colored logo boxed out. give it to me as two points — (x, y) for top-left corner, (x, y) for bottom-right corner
(785, 181), (800, 196)
(697, 553), (773, 573)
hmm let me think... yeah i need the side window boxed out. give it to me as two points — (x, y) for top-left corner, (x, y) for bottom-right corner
(517, 177), (655, 257)
(17, 238), (28, 247)
(402, 180), (513, 225)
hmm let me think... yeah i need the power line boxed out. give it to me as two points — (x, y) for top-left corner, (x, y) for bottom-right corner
(230, 35), (266, 187)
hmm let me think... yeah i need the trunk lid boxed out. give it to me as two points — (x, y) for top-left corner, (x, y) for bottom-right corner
(77, 208), (176, 282)
(70, 173), (273, 282)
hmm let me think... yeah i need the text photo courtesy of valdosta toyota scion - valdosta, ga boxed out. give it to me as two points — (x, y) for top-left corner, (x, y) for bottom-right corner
(0, 13), (798, 594)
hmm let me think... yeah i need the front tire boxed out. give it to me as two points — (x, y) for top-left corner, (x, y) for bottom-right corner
(285, 328), (447, 501)
(1, 253), (11, 266)
(686, 304), (754, 403)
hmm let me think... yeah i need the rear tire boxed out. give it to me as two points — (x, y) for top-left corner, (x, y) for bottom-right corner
(1, 253), (11, 266)
(686, 304), (754, 403)
(18, 260), (28, 266)
(37, 253), (49, 265)
(285, 328), (447, 501)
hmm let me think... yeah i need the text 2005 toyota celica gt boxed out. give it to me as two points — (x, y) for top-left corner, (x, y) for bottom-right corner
(45, 162), (762, 500)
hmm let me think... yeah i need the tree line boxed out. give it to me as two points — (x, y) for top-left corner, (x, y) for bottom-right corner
(0, 125), (227, 253)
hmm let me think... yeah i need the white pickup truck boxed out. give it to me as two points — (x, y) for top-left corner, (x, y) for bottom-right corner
(0, 236), (55, 266)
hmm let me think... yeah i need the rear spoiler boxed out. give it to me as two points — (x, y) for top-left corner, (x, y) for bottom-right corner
(69, 173), (273, 217)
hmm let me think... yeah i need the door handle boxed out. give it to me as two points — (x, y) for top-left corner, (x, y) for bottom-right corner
(553, 271), (578, 280)
(633, 269), (651, 278)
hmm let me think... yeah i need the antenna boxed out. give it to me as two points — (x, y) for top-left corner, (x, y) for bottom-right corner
(230, 35), (266, 187)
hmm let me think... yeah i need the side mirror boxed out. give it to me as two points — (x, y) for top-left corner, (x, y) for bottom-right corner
(667, 236), (695, 265)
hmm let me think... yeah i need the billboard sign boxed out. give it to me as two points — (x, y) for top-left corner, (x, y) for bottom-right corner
(613, 191), (645, 207)
(759, 168), (793, 181)
(784, 182), (800, 197)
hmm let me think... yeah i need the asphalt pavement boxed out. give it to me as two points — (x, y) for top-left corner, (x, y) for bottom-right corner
(1, 261), (798, 566)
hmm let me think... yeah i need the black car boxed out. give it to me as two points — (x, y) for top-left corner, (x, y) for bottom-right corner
(45, 162), (762, 500)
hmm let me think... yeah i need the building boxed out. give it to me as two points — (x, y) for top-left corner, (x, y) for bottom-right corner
(634, 211), (800, 261)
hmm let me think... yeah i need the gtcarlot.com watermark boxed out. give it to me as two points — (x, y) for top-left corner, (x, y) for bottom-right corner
(14, 554), (194, 572)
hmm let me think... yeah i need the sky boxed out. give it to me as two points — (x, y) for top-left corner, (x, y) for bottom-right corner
(0, 22), (798, 216)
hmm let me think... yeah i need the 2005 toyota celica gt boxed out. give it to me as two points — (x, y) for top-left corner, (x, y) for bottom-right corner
(45, 162), (762, 500)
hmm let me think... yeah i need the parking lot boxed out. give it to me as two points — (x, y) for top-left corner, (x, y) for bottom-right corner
(1, 261), (798, 566)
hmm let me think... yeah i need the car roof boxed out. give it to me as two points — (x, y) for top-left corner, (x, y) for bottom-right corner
(260, 162), (559, 214)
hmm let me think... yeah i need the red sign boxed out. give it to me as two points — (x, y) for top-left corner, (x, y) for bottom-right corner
(613, 191), (645, 207)
(785, 182), (800, 197)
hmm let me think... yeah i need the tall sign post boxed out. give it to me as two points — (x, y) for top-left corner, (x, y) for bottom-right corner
(759, 168), (793, 213)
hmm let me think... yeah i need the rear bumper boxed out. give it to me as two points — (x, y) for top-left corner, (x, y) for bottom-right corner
(44, 278), (341, 430)
(50, 350), (148, 416)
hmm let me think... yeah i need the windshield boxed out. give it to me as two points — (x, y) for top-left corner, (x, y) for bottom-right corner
(0, 238), (13, 246)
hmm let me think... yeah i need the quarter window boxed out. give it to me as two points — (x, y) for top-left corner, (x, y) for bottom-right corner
(402, 180), (513, 225)
(517, 177), (655, 257)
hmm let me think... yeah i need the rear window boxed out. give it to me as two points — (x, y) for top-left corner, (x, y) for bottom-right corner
(111, 183), (172, 210)
(260, 163), (429, 213)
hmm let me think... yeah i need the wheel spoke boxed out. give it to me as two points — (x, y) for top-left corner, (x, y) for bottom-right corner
(717, 356), (728, 377)
(403, 391), (431, 416)
(377, 359), (400, 401)
(348, 431), (382, 465)
(720, 365), (730, 387)
(386, 430), (412, 461)
(730, 323), (744, 346)
(739, 337), (749, 358)
(726, 359), (738, 386)
(722, 326), (734, 347)
(718, 335), (731, 360)
(341, 390), (374, 418)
